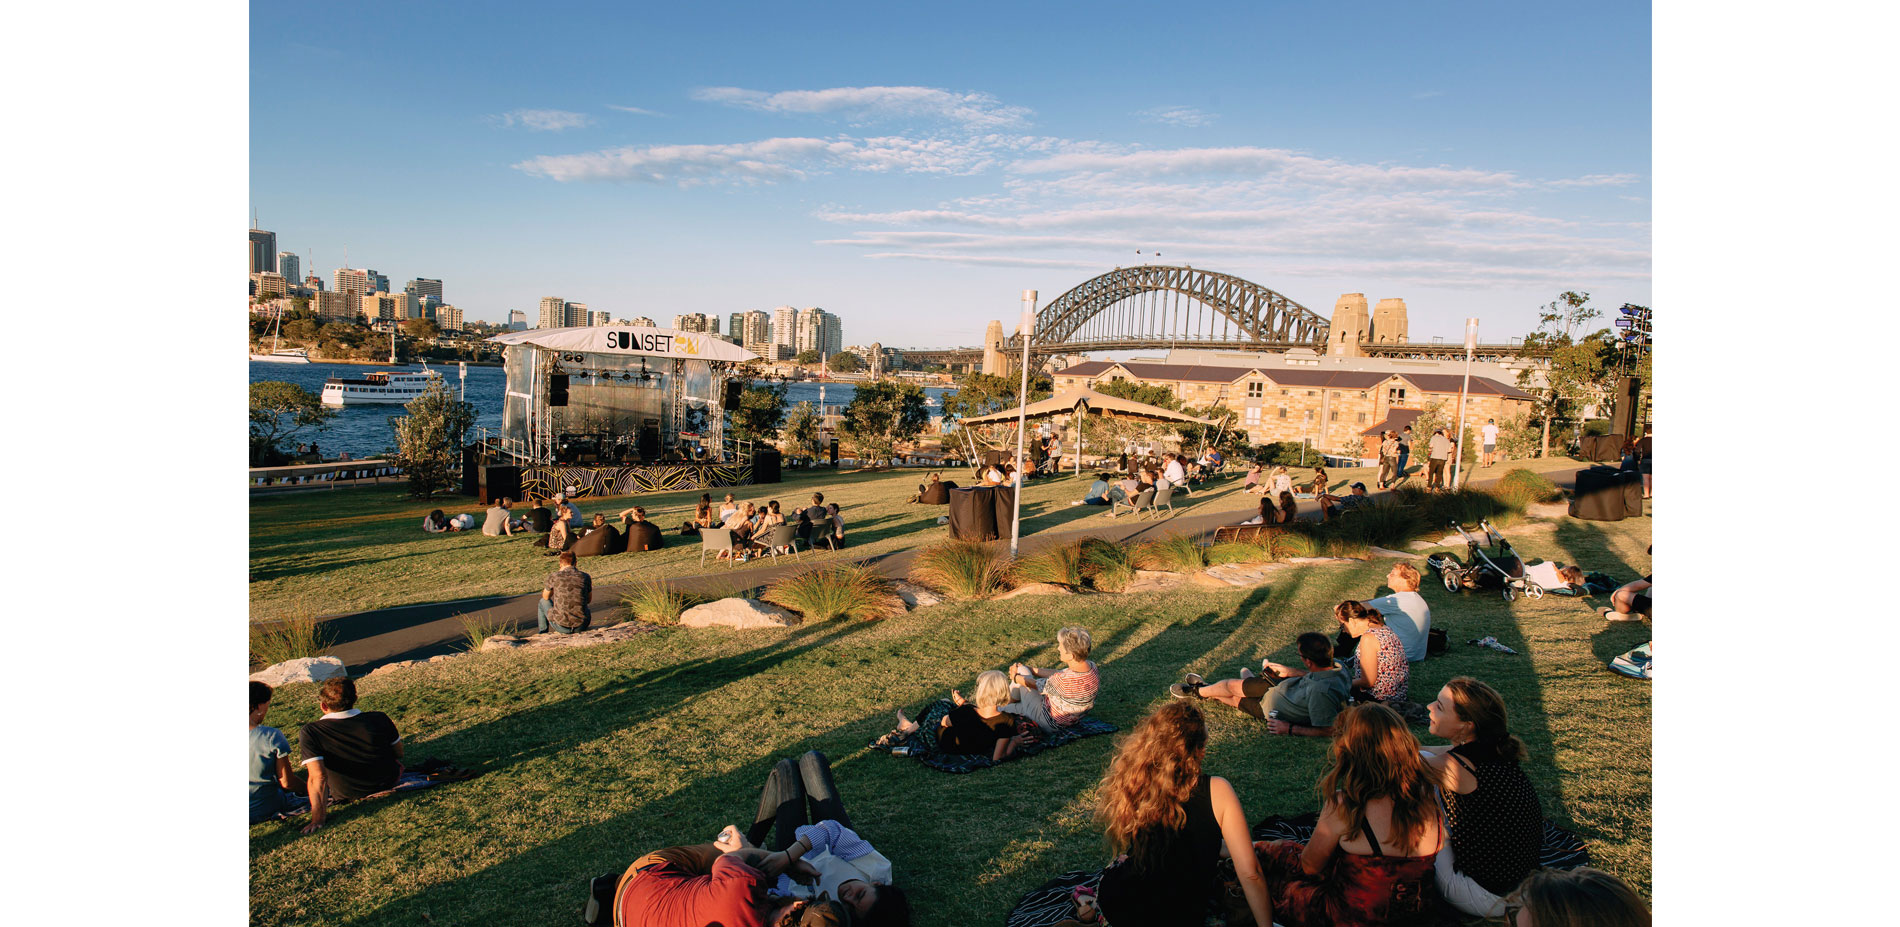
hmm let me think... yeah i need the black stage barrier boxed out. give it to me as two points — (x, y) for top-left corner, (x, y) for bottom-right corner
(947, 485), (1014, 542)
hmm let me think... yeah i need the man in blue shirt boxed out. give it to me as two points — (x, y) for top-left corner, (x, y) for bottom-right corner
(249, 680), (308, 824)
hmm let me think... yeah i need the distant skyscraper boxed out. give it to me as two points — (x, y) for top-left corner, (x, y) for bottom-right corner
(433, 304), (464, 331)
(794, 307), (843, 357)
(405, 278), (443, 303)
(728, 313), (745, 340)
(741, 310), (771, 353)
(538, 296), (567, 329)
(250, 272), (288, 298)
(276, 252), (300, 287)
(364, 270), (390, 293)
(564, 301), (590, 327)
(673, 313), (714, 333)
(507, 309), (528, 331)
(249, 228), (277, 275)
(629, 316), (656, 327)
(334, 268), (372, 299)
(305, 274), (324, 292)
(772, 306), (796, 356)
(360, 293), (402, 323)
(589, 310), (611, 327)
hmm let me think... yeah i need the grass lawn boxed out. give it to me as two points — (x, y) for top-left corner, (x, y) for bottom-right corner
(248, 511), (1650, 926)
(249, 456), (1587, 621)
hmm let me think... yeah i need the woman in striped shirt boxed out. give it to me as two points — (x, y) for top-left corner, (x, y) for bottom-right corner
(1002, 626), (1101, 734)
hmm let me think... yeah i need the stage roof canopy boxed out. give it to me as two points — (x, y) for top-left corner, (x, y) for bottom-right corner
(955, 388), (1216, 427)
(488, 326), (758, 363)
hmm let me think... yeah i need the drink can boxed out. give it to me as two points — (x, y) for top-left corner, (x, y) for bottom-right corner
(1267, 710), (1280, 733)
(891, 746), (911, 756)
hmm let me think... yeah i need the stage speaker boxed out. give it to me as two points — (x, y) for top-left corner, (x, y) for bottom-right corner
(724, 379), (744, 409)
(828, 438), (840, 466)
(754, 448), (782, 484)
(460, 445), (481, 497)
(483, 466), (522, 505)
(1610, 376), (1642, 438)
(637, 426), (661, 461)
(548, 374), (569, 407)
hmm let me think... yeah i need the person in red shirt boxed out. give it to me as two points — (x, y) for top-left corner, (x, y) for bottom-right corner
(607, 841), (849, 927)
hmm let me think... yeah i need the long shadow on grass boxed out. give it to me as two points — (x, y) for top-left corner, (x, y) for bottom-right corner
(1550, 520), (1653, 665)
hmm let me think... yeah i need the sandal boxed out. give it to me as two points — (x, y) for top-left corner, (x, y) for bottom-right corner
(870, 729), (912, 750)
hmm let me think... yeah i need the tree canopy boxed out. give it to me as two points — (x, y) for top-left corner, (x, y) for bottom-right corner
(728, 381), (788, 444)
(781, 401), (823, 457)
(828, 351), (865, 373)
(1517, 291), (1619, 456)
(840, 379), (929, 464)
(249, 381), (336, 465)
(794, 349), (821, 365)
(388, 380), (477, 497)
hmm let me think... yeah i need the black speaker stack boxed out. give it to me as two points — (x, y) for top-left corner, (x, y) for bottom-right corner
(548, 373), (569, 407)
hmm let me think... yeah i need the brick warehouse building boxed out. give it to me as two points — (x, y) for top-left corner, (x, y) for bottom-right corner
(1052, 356), (1533, 458)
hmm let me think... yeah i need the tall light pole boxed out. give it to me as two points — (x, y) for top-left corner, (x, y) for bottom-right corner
(1450, 318), (1478, 490)
(1009, 290), (1036, 557)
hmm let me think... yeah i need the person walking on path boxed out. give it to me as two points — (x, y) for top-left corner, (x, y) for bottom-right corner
(1427, 429), (1453, 490)
(537, 550), (592, 634)
(1376, 432), (1401, 490)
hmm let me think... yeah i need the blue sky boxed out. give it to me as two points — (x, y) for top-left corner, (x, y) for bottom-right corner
(250, 0), (1651, 346)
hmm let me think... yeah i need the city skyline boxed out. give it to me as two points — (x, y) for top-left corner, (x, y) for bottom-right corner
(250, 1), (1651, 346)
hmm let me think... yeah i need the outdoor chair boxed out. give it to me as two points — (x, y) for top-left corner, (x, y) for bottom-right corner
(1113, 488), (1155, 518)
(1145, 483), (1177, 520)
(1210, 524), (1269, 544)
(762, 524), (803, 562)
(699, 528), (736, 568)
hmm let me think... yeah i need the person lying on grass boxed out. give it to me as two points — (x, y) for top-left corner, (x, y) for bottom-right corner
(607, 837), (852, 927)
(887, 670), (1028, 761)
(1003, 626), (1101, 735)
(1169, 631), (1349, 737)
(724, 750), (912, 926)
(297, 677), (402, 835)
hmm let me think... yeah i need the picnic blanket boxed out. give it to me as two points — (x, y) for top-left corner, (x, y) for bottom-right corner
(261, 758), (481, 820)
(1250, 812), (1592, 870)
(872, 699), (1118, 774)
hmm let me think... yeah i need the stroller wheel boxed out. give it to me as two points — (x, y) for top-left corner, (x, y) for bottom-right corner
(1444, 570), (1462, 593)
(1502, 583), (1516, 603)
(1527, 585), (1544, 600)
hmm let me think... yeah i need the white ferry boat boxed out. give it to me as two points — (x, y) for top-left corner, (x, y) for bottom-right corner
(320, 366), (443, 406)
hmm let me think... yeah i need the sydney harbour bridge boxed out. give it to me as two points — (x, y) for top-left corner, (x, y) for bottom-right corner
(899, 264), (1540, 370)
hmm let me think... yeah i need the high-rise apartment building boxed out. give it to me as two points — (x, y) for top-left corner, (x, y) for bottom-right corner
(276, 252), (300, 286)
(305, 274), (325, 292)
(772, 306), (796, 356)
(673, 313), (714, 333)
(364, 270), (390, 293)
(793, 307), (843, 357)
(589, 310), (612, 327)
(740, 310), (771, 353)
(360, 293), (404, 323)
(335, 268), (372, 299)
(251, 272), (289, 298)
(728, 313), (745, 340)
(249, 228), (277, 275)
(508, 309), (528, 330)
(311, 290), (355, 321)
(405, 278), (443, 303)
(564, 301), (590, 327)
(538, 296), (567, 329)
(432, 304), (464, 331)
(629, 317), (656, 327)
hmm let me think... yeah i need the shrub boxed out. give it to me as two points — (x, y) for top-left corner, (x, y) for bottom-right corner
(910, 540), (1010, 600)
(1322, 536), (1371, 559)
(1010, 542), (1087, 588)
(1269, 530), (1318, 560)
(1134, 534), (1207, 572)
(1078, 537), (1135, 592)
(1421, 488), (1516, 531)
(1494, 468), (1563, 508)
(1206, 540), (1270, 566)
(1323, 503), (1426, 550)
(248, 610), (334, 671)
(764, 565), (906, 621)
(622, 580), (701, 626)
(457, 612), (516, 652)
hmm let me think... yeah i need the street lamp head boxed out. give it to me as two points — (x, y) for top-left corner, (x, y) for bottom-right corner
(1463, 318), (1480, 352)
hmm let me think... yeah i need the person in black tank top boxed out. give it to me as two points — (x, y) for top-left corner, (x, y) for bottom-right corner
(1092, 702), (1273, 927)
(1423, 677), (1546, 916)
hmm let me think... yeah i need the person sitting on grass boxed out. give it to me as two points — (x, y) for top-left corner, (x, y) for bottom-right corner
(888, 670), (1027, 761)
(1361, 563), (1432, 662)
(250, 680), (308, 824)
(527, 497), (554, 534)
(1278, 490), (1300, 526)
(1072, 473), (1125, 507)
(482, 497), (523, 537)
(1304, 465), (1329, 499)
(679, 499), (715, 536)
(619, 506), (665, 552)
(1602, 554), (1651, 622)
(1254, 704), (1444, 926)
(1504, 867), (1651, 927)
(1270, 465), (1295, 499)
(297, 677), (402, 835)
(1169, 631), (1349, 738)
(540, 514), (573, 554)
(1334, 600), (1409, 704)
(537, 550), (592, 634)
(1092, 701), (1274, 927)
(715, 750), (912, 927)
(719, 492), (740, 522)
(553, 492), (582, 529)
(1319, 481), (1372, 520)
(1420, 677), (1546, 918)
(1243, 462), (1265, 493)
(1001, 626), (1100, 735)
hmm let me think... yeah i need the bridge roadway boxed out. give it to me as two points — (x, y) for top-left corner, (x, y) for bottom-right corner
(900, 340), (1546, 370)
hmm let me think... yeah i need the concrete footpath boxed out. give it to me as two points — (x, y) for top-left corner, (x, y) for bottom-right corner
(316, 464), (1588, 671)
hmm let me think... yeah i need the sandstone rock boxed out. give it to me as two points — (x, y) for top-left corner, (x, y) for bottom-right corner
(480, 635), (527, 652)
(1120, 570), (1189, 594)
(893, 581), (944, 609)
(250, 656), (348, 687)
(365, 660), (417, 679)
(995, 582), (1075, 600)
(1408, 540), (1438, 551)
(426, 654), (457, 664)
(680, 598), (801, 630)
(517, 622), (657, 649)
(1188, 571), (1235, 588)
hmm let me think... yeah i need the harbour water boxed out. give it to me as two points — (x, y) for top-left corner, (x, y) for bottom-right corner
(249, 360), (953, 460)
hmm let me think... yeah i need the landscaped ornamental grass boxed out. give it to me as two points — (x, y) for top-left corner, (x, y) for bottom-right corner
(249, 512), (1650, 927)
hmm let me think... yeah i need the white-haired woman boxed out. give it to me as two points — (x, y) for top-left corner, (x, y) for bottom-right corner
(1004, 626), (1102, 735)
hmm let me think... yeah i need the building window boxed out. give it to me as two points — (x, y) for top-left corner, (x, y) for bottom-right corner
(1246, 382), (1263, 398)
(1329, 410), (1338, 422)
(1330, 391), (1340, 398)
(1244, 407), (1261, 424)
(1278, 407), (1287, 419)
(1307, 390), (1316, 397)
(1281, 388), (1290, 396)
(1357, 412), (1368, 423)
(1360, 391), (1368, 399)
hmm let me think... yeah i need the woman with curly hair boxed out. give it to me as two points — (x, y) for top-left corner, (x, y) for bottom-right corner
(1093, 701), (1272, 927)
(1335, 601), (1410, 704)
(1258, 703), (1445, 926)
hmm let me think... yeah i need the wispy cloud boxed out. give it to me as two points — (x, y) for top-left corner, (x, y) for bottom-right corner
(491, 109), (593, 131)
(690, 85), (1032, 128)
(514, 134), (1039, 185)
(606, 104), (665, 117)
(1545, 173), (1642, 188)
(1137, 106), (1217, 127)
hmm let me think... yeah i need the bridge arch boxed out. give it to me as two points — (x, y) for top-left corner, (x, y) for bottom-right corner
(1025, 265), (1330, 352)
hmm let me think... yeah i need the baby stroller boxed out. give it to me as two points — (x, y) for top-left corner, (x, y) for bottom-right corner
(1427, 520), (1547, 602)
